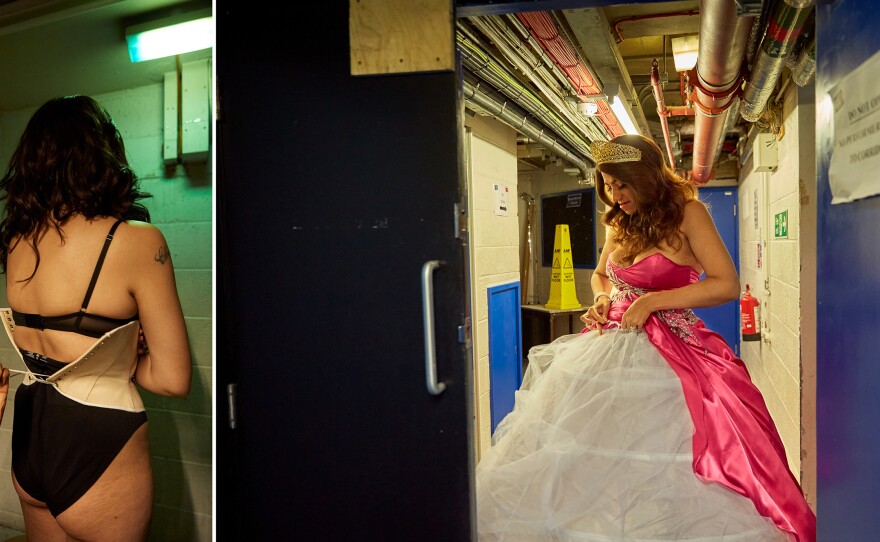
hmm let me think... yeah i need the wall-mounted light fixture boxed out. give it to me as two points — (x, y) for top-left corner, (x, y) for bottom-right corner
(671, 34), (699, 72)
(125, 7), (213, 63)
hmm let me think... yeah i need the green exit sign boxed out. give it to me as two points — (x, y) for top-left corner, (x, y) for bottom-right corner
(774, 210), (788, 238)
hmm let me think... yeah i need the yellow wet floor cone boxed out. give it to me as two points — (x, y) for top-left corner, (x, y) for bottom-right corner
(545, 224), (581, 309)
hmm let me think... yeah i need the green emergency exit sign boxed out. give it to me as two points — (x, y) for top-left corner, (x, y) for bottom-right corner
(774, 210), (788, 238)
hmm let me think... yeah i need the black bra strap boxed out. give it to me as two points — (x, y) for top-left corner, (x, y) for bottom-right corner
(79, 220), (124, 314)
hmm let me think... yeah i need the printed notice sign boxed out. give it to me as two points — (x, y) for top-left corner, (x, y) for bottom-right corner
(828, 48), (880, 204)
(493, 183), (509, 216)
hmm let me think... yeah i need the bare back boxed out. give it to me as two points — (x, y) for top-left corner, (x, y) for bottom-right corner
(6, 216), (140, 363)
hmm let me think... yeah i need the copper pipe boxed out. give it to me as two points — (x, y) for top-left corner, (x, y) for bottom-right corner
(650, 59), (676, 169)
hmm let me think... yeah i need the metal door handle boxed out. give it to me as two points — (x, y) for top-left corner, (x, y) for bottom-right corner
(421, 260), (447, 395)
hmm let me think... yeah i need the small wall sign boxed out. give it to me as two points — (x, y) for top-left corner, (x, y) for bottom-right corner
(774, 210), (789, 238)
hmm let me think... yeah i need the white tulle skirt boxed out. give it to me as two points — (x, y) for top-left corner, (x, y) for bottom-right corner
(476, 329), (788, 542)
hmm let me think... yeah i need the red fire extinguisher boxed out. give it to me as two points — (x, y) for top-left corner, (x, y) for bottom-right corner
(740, 284), (761, 342)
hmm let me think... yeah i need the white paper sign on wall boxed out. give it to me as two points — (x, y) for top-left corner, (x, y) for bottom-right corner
(493, 183), (510, 216)
(828, 47), (880, 204)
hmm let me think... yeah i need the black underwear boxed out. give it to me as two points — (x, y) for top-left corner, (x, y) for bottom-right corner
(13, 349), (147, 516)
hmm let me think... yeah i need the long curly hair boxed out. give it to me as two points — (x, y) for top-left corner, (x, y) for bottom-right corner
(595, 134), (696, 263)
(0, 95), (151, 279)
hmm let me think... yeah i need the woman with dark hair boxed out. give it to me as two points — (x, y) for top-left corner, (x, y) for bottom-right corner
(476, 134), (815, 541)
(0, 95), (191, 541)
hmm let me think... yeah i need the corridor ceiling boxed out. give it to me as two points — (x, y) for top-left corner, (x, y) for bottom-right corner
(0, 0), (211, 113)
(457, 0), (816, 183)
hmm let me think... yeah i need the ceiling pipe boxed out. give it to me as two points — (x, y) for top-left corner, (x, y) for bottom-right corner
(650, 59), (677, 169)
(516, 11), (624, 138)
(740, 0), (814, 121)
(463, 17), (607, 143)
(462, 77), (592, 179)
(457, 32), (593, 157)
(712, 98), (742, 165)
(612, 10), (699, 43)
(679, 121), (746, 137)
(690, 0), (755, 184)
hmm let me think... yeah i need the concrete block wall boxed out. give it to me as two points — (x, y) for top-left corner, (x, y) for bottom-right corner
(527, 169), (600, 306)
(464, 116), (520, 460)
(737, 82), (809, 480)
(0, 83), (213, 540)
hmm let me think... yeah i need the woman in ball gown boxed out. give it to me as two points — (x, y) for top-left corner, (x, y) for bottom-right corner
(475, 134), (816, 542)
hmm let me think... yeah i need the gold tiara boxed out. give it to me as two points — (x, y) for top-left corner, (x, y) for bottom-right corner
(590, 140), (642, 165)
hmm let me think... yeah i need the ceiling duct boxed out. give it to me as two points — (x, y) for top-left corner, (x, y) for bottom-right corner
(741, 0), (814, 121)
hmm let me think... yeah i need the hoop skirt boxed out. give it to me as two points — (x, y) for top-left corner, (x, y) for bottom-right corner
(476, 253), (816, 542)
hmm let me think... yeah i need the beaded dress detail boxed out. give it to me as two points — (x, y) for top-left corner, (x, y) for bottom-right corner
(475, 253), (815, 542)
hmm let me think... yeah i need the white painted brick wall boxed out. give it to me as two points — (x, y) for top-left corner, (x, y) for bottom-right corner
(465, 120), (520, 460)
(737, 82), (806, 480)
(0, 84), (213, 540)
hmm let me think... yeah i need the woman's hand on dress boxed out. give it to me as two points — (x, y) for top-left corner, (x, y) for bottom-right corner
(620, 293), (655, 330)
(580, 296), (611, 331)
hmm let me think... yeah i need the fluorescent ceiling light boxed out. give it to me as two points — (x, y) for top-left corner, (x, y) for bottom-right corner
(126, 8), (213, 63)
(671, 34), (699, 72)
(609, 95), (639, 135)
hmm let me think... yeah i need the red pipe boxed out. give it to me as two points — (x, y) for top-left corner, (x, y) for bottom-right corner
(650, 59), (676, 169)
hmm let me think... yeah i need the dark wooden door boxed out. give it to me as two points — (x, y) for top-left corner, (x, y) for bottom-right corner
(216, 3), (473, 540)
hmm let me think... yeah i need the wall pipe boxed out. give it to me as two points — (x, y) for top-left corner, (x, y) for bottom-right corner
(690, 0), (754, 184)
(740, 0), (814, 121)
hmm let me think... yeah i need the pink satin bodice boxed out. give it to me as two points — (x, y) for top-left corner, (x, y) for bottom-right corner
(595, 252), (816, 542)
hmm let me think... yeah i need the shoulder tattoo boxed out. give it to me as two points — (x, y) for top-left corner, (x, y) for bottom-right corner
(155, 245), (170, 265)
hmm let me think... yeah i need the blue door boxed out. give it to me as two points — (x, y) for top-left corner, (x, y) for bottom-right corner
(488, 282), (523, 433)
(816, 0), (880, 536)
(694, 187), (739, 355)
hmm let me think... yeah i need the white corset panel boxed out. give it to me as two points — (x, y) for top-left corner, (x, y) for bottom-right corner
(0, 308), (145, 413)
